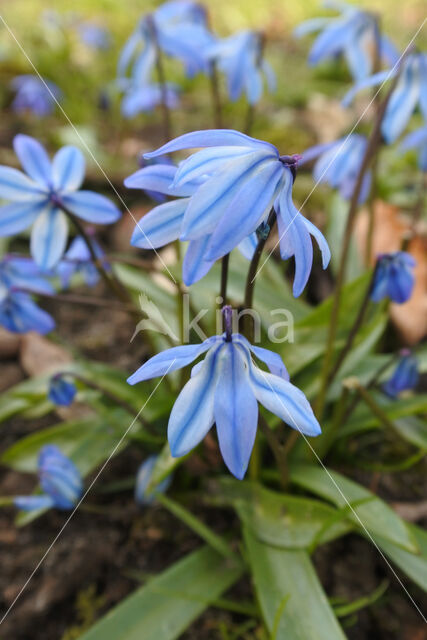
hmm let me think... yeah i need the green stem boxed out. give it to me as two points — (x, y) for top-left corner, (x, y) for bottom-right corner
(314, 67), (403, 421)
(220, 254), (230, 305)
(148, 16), (172, 143)
(209, 61), (223, 128)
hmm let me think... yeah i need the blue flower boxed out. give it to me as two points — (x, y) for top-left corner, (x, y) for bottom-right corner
(383, 350), (419, 397)
(300, 134), (371, 203)
(206, 30), (275, 105)
(0, 135), (121, 270)
(135, 455), (173, 506)
(56, 235), (107, 289)
(0, 255), (55, 334)
(124, 159), (259, 286)
(48, 374), (77, 406)
(77, 23), (111, 50)
(127, 324), (321, 480)
(120, 82), (179, 118)
(138, 130), (330, 295)
(294, 2), (398, 82)
(371, 252), (416, 304)
(11, 75), (62, 117)
(400, 127), (427, 171)
(14, 445), (83, 511)
(118, 1), (214, 82)
(136, 154), (175, 202)
(343, 53), (427, 143)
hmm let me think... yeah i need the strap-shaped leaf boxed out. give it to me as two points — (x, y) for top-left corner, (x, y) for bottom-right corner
(244, 528), (346, 640)
(374, 523), (427, 592)
(80, 546), (243, 640)
(290, 464), (418, 553)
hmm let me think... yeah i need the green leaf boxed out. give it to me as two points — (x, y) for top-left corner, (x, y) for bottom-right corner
(244, 528), (346, 640)
(326, 193), (363, 281)
(374, 523), (427, 592)
(290, 465), (418, 553)
(392, 417), (427, 450)
(219, 479), (352, 549)
(333, 580), (388, 617)
(79, 546), (243, 640)
(145, 443), (187, 494)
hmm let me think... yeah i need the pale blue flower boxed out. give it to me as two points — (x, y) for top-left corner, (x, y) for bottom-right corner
(135, 455), (172, 505)
(0, 254), (54, 295)
(343, 53), (427, 143)
(371, 252), (416, 304)
(140, 130), (330, 295)
(300, 134), (371, 202)
(0, 135), (121, 270)
(48, 374), (77, 406)
(14, 445), (83, 511)
(127, 323), (320, 480)
(56, 235), (107, 289)
(77, 23), (111, 50)
(383, 350), (419, 397)
(118, 1), (214, 83)
(125, 160), (259, 285)
(206, 30), (276, 105)
(400, 127), (427, 171)
(120, 82), (179, 118)
(11, 75), (62, 117)
(294, 1), (398, 82)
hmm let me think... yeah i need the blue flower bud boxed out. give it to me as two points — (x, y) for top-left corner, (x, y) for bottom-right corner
(48, 375), (77, 407)
(383, 351), (419, 398)
(135, 455), (172, 506)
(371, 252), (416, 304)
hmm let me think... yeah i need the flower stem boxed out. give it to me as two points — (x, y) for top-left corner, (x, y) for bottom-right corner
(220, 254), (230, 305)
(19, 288), (137, 313)
(209, 61), (223, 129)
(148, 16), (172, 143)
(243, 208), (276, 338)
(314, 67), (403, 421)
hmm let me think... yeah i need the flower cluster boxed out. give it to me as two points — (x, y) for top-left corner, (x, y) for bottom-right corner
(11, 75), (62, 117)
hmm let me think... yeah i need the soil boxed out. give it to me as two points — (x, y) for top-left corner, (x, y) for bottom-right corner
(0, 280), (426, 640)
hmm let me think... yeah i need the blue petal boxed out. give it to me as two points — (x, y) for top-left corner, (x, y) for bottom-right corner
(168, 343), (223, 457)
(344, 34), (372, 82)
(237, 233), (258, 260)
(131, 198), (187, 249)
(61, 191), (121, 224)
(181, 151), (276, 240)
(342, 69), (392, 107)
(0, 200), (47, 237)
(117, 28), (141, 77)
(309, 18), (354, 65)
(127, 337), (220, 384)
(14, 495), (54, 511)
(173, 146), (254, 188)
(302, 217), (331, 269)
(144, 129), (277, 159)
(52, 146), (85, 192)
(388, 264), (414, 303)
(125, 164), (197, 197)
(0, 166), (46, 201)
(419, 55), (427, 120)
(205, 160), (283, 260)
(380, 36), (399, 66)
(214, 342), (258, 479)
(293, 17), (330, 38)
(0, 293), (55, 334)
(1, 256), (55, 295)
(299, 141), (336, 166)
(182, 235), (215, 286)
(250, 365), (321, 436)
(400, 127), (427, 151)
(236, 335), (289, 380)
(382, 59), (420, 143)
(276, 171), (313, 297)
(13, 134), (52, 187)
(31, 208), (68, 270)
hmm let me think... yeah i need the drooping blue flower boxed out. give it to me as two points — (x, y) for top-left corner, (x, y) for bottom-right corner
(77, 22), (111, 50)
(48, 374), (77, 406)
(138, 130), (330, 296)
(0, 135), (121, 271)
(120, 81), (179, 118)
(127, 317), (321, 480)
(294, 1), (398, 82)
(0, 255), (55, 334)
(371, 252), (416, 304)
(300, 134), (371, 203)
(14, 445), (83, 511)
(343, 53), (427, 143)
(136, 154), (174, 203)
(56, 235), (107, 289)
(118, 0), (214, 83)
(206, 30), (276, 105)
(135, 455), (173, 506)
(125, 160), (259, 286)
(11, 75), (62, 117)
(383, 350), (419, 397)
(400, 127), (427, 171)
